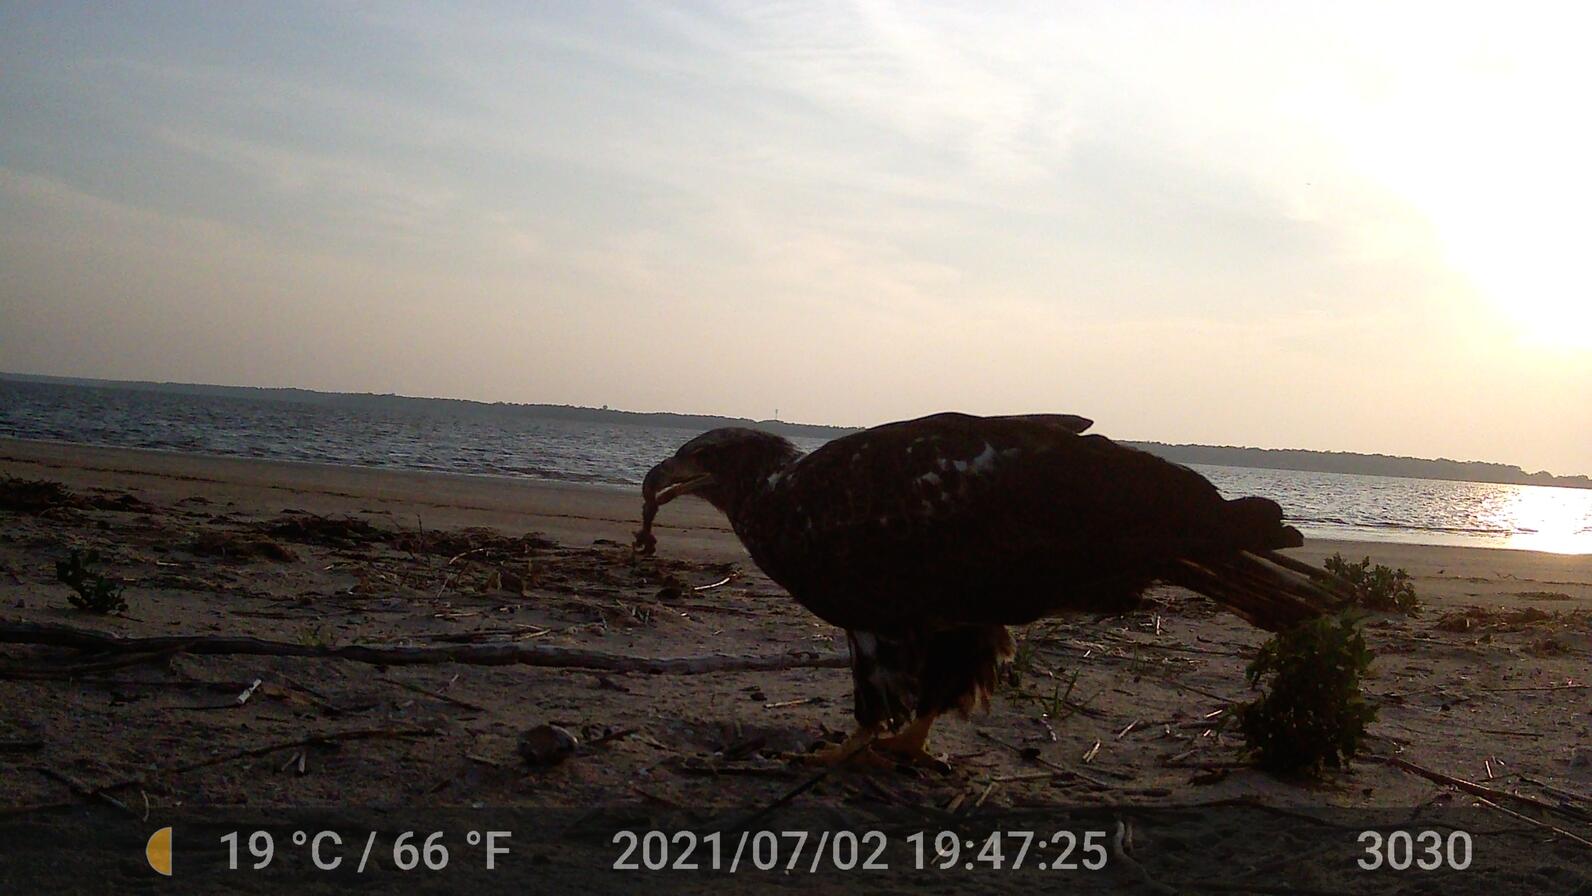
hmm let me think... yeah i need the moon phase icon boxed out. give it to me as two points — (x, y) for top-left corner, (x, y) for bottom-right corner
(146, 827), (172, 877)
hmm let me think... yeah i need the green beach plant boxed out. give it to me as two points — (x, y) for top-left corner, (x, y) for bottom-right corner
(1324, 553), (1420, 615)
(1240, 613), (1376, 775)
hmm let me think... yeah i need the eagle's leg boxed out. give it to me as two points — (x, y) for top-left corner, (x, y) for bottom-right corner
(845, 630), (918, 731)
(877, 625), (1015, 770)
(872, 713), (942, 767)
(782, 629), (921, 768)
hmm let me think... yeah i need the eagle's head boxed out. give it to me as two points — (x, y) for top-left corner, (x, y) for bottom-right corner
(634, 428), (802, 554)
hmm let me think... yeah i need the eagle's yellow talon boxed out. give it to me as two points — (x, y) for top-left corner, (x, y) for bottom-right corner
(879, 746), (951, 773)
(784, 727), (885, 767)
(874, 715), (951, 771)
(787, 744), (897, 769)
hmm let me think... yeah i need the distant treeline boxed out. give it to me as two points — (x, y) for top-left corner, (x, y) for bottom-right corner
(4, 372), (1587, 489)
(0, 373), (854, 440)
(1123, 442), (1591, 490)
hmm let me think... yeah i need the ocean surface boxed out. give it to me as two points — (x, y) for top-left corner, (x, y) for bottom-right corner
(3, 379), (1589, 554)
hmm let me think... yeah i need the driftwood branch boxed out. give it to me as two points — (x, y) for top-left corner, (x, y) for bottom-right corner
(0, 621), (847, 675)
(1369, 754), (1592, 825)
(0, 645), (188, 679)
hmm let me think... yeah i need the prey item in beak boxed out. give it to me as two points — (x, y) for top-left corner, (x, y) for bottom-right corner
(633, 457), (716, 555)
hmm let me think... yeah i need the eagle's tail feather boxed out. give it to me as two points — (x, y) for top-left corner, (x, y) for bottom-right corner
(1259, 549), (1357, 595)
(1170, 551), (1352, 632)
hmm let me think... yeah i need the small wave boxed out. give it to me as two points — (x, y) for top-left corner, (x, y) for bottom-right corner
(1288, 516), (1519, 537)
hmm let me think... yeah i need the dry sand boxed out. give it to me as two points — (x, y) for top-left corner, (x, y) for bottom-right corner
(2, 438), (1589, 892)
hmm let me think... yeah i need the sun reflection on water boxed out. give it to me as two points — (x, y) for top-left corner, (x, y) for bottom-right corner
(1197, 466), (1592, 555)
(1492, 484), (1592, 555)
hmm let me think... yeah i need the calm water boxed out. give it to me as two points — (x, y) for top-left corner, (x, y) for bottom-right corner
(3, 379), (1589, 554)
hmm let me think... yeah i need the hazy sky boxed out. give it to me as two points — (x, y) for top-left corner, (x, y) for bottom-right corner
(2, 2), (1588, 474)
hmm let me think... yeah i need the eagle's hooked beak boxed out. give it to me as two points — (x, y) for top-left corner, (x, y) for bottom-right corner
(633, 457), (716, 555)
(644, 457), (716, 506)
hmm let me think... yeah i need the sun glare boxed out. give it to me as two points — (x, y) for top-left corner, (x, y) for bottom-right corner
(1491, 294), (1592, 352)
(1446, 226), (1592, 351)
(1315, 19), (1592, 352)
(1377, 109), (1592, 352)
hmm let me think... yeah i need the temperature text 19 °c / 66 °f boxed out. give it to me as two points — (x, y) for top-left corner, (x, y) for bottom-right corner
(219, 829), (513, 873)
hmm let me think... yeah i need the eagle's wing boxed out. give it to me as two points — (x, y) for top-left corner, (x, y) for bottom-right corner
(756, 412), (1278, 629)
(983, 412), (1092, 434)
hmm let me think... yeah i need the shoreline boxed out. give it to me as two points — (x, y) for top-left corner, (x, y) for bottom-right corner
(3, 436), (1587, 559)
(0, 435), (641, 493)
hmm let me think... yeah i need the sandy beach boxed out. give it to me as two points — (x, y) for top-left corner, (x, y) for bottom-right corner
(2, 438), (1590, 890)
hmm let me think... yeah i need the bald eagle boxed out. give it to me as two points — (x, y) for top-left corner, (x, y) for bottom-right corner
(635, 412), (1345, 767)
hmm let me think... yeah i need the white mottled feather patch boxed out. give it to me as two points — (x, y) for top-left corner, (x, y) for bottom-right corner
(969, 442), (997, 473)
